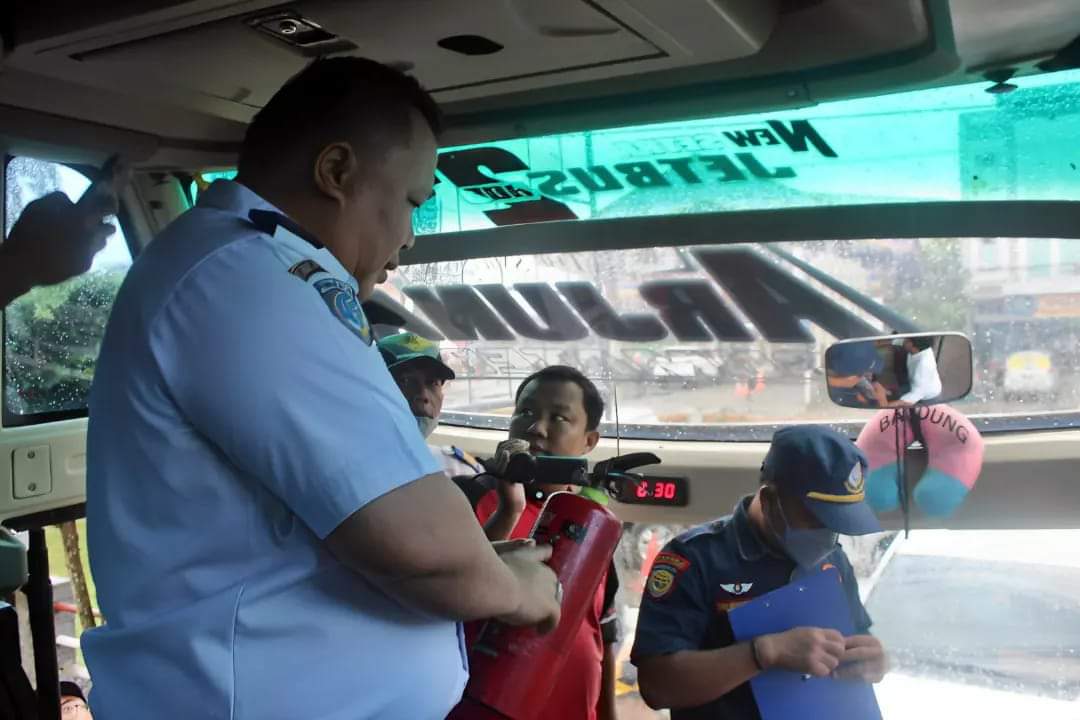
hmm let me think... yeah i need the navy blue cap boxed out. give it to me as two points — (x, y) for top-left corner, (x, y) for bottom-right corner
(60, 681), (85, 702)
(762, 425), (881, 536)
(828, 341), (883, 376)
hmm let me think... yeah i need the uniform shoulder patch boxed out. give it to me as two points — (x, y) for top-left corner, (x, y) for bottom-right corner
(654, 551), (691, 572)
(312, 277), (372, 345)
(646, 551), (691, 600)
(646, 567), (677, 599)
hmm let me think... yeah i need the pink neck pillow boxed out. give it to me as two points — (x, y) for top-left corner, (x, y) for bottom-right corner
(856, 405), (985, 518)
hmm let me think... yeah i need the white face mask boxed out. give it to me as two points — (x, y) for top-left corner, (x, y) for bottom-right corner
(416, 415), (438, 439)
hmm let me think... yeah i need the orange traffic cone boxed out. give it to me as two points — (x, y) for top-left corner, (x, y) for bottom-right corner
(636, 532), (662, 595)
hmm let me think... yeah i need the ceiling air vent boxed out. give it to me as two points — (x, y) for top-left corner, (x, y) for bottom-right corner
(437, 35), (505, 56)
(246, 10), (357, 57)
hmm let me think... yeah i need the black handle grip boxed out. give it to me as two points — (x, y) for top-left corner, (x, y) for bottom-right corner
(605, 452), (662, 473)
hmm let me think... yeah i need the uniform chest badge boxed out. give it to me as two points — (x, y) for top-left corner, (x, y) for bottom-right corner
(715, 581), (755, 612)
(719, 582), (754, 596)
(313, 277), (372, 345)
(845, 462), (866, 495)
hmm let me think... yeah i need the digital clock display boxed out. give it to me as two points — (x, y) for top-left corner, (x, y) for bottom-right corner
(618, 475), (689, 507)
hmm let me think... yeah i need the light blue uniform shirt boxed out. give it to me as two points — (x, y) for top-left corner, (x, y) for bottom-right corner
(84, 181), (465, 719)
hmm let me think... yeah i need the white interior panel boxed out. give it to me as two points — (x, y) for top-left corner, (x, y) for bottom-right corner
(17, 0), (777, 114)
(426, 426), (1080, 531)
(4, 420), (1077, 531)
(0, 420), (90, 525)
(70, 0), (665, 107)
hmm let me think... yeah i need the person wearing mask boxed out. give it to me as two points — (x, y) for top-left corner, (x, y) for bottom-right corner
(377, 331), (484, 477)
(632, 425), (888, 719)
(453, 365), (621, 720)
(83, 57), (560, 719)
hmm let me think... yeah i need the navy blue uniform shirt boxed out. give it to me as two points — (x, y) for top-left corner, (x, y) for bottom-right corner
(631, 497), (872, 720)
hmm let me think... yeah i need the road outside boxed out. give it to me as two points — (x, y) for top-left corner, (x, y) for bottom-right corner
(446, 374), (1079, 430)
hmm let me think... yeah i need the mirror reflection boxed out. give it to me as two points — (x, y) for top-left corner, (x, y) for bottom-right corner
(826, 333), (973, 409)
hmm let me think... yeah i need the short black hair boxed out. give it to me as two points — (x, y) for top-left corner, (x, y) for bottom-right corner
(515, 366), (605, 431)
(908, 336), (934, 352)
(238, 57), (443, 178)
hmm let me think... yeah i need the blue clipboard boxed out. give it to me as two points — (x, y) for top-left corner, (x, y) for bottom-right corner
(728, 568), (882, 720)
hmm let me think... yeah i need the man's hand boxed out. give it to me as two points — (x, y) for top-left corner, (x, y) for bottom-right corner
(755, 627), (846, 677)
(491, 438), (531, 477)
(871, 382), (888, 407)
(492, 437), (529, 514)
(2, 157), (130, 292)
(491, 538), (534, 555)
(496, 477), (527, 513)
(327, 473), (550, 624)
(495, 542), (561, 634)
(483, 439), (530, 540)
(832, 635), (888, 684)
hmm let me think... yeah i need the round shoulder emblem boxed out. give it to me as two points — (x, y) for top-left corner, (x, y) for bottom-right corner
(647, 568), (676, 599)
(313, 277), (371, 345)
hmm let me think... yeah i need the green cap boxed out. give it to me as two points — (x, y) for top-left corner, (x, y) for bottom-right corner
(377, 332), (455, 380)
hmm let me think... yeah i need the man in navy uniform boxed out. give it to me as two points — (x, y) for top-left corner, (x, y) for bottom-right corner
(631, 425), (888, 718)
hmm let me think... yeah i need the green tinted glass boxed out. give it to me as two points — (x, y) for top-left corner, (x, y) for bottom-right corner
(190, 169), (238, 204)
(420, 68), (1080, 234)
(191, 69), (1080, 233)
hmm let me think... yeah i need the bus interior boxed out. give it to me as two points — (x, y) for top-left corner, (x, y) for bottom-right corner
(2, 1), (1080, 718)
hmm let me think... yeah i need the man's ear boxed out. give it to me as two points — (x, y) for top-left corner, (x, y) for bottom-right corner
(583, 429), (600, 454)
(758, 483), (777, 514)
(313, 141), (360, 205)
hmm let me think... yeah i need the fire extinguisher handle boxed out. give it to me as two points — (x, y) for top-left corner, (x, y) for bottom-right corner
(605, 452), (661, 473)
(592, 452), (661, 487)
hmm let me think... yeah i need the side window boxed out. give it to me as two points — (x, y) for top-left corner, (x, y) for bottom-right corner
(3, 156), (133, 423)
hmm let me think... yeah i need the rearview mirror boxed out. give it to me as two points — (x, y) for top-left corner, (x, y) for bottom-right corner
(825, 332), (973, 409)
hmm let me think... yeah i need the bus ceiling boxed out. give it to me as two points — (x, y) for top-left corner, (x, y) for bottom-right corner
(1, 0), (1080, 161)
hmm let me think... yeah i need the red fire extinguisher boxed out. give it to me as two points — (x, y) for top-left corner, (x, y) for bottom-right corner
(452, 491), (622, 720)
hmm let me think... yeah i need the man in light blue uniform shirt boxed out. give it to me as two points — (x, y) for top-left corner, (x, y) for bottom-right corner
(84, 58), (560, 719)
